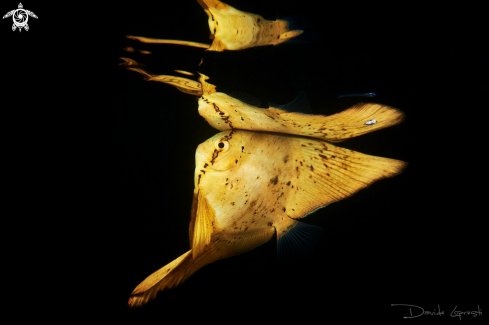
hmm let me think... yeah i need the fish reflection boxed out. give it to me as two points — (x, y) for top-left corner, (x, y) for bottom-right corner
(127, 0), (308, 51)
(197, 74), (403, 142)
(118, 63), (405, 143)
(128, 129), (407, 307)
(119, 58), (203, 96)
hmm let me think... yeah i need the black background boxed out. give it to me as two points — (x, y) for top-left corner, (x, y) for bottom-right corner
(2, 0), (485, 322)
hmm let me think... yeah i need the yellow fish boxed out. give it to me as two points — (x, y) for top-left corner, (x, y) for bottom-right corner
(127, 0), (307, 51)
(196, 73), (405, 142)
(128, 129), (407, 307)
(119, 62), (405, 143)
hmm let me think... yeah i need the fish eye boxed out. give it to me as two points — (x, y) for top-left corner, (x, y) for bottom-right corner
(214, 139), (230, 151)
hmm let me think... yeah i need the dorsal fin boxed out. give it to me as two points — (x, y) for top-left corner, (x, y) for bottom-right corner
(229, 91), (262, 107)
(198, 73), (217, 95)
(284, 137), (408, 220)
(277, 222), (323, 263)
(268, 91), (312, 114)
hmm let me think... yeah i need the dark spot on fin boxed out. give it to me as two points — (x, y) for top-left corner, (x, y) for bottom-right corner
(268, 91), (312, 114)
(277, 222), (323, 264)
(270, 176), (279, 185)
(229, 91), (262, 107)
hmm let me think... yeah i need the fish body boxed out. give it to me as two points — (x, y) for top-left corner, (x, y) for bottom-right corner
(118, 64), (405, 141)
(118, 64), (406, 142)
(128, 129), (407, 307)
(197, 74), (405, 142)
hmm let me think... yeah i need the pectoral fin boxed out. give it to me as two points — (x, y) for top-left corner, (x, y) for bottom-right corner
(192, 191), (215, 259)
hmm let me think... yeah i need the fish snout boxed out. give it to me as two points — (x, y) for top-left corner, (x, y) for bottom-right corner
(198, 99), (232, 131)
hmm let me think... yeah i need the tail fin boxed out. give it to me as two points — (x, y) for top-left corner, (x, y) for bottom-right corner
(128, 250), (195, 308)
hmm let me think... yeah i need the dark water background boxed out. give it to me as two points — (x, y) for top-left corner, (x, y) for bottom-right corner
(2, 0), (486, 321)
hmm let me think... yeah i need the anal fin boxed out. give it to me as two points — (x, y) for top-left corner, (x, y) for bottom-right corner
(128, 250), (194, 308)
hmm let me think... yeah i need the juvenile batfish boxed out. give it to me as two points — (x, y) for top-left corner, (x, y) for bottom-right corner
(127, 0), (306, 52)
(128, 129), (407, 307)
(197, 74), (404, 142)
